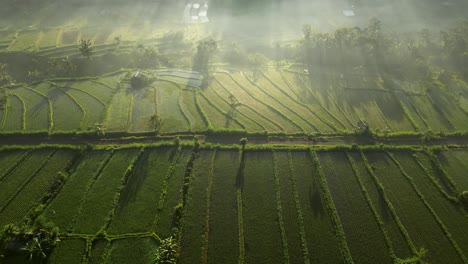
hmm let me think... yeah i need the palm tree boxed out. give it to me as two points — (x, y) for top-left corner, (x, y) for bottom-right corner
(79, 39), (95, 59)
(22, 237), (46, 261)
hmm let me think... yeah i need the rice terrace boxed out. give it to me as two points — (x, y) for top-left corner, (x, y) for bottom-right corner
(0, 0), (467, 263)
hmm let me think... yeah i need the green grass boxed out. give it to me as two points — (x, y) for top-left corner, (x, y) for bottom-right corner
(0, 149), (54, 210)
(0, 150), (76, 226)
(242, 151), (283, 263)
(394, 151), (468, 259)
(318, 151), (393, 263)
(0, 149), (28, 179)
(73, 148), (140, 234)
(154, 148), (191, 238)
(129, 87), (156, 132)
(48, 239), (87, 264)
(214, 73), (284, 132)
(12, 87), (50, 131)
(37, 29), (60, 48)
(364, 151), (463, 263)
(348, 152), (413, 260)
(88, 239), (108, 264)
(207, 150), (240, 264)
(108, 147), (177, 234)
(260, 71), (335, 132)
(197, 91), (244, 130)
(41, 150), (112, 230)
(65, 88), (106, 129)
(69, 81), (114, 105)
(2, 95), (24, 131)
(179, 150), (215, 264)
(9, 30), (38, 51)
(437, 150), (468, 190)
(290, 150), (343, 263)
(230, 72), (302, 133)
(105, 238), (158, 264)
(105, 86), (132, 132)
(34, 83), (83, 131)
(156, 82), (190, 133)
(179, 90), (208, 131)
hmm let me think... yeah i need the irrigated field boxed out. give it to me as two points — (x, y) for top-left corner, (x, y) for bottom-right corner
(1, 68), (467, 135)
(0, 145), (467, 263)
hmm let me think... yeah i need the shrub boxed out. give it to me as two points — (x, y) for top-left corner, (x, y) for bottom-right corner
(153, 236), (179, 264)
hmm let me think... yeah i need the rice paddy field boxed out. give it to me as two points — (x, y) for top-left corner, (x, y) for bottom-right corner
(0, 145), (467, 263)
(1, 68), (467, 135)
(1, 1), (467, 263)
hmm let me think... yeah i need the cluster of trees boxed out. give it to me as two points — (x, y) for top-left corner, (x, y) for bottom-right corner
(0, 218), (60, 262)
(297, 18), (468, 82)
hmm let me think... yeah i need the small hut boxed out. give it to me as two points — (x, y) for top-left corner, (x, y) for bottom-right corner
(131, 71), (147, 89)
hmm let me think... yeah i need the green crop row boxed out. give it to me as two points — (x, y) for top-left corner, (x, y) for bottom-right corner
(0, 150), (31, 181)
(286, 151), (310, 263)
(412, 153), (459, 203)
(66, 151), (114, 233)
(152, 146), (183, 230)
(359, 151), (418, 255)
(0, 150), (55, 215)
(386, 151), (468, 263)
(236, 147), (245, 264)
(261, 71), (337, 132)
(272, 151), (290, 264)
(345, 152), (397, 262)
(100, 148), (145, 234)
(200, 150), (217, 263)
(248, 73), (317, 132)
(309, 149), (354, 263)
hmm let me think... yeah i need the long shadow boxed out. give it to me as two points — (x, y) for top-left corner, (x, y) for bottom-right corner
(235, 148), (246, 192)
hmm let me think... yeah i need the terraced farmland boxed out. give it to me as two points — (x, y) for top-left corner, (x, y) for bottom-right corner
(1, 69), (467, 135)
(0, 144), (466, 263)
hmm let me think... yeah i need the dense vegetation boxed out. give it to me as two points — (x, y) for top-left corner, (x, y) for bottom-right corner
(0, 1), (467, 263)
(0, 144), (467, 263)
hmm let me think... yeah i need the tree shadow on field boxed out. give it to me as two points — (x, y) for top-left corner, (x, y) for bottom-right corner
(378, 189), (391, 223)
(309, 185), (324, 218)
(116, 151), (150, 211)
(235, 150), (246, 192)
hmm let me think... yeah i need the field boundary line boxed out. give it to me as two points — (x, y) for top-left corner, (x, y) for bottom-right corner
(424, 149), (459, 194)
(67, 151), (114, 233)
(63, 90), (87, 130)
(309, 149), (354, 263)
(213, 76), (267, 131)
(23, 87), (54, 133)
(236, 147), (246, 264)
(10, 93), (26, 130)
(272, 150), (290, 264)
(101, 148), (145, 233)
(194, 90), (212, 129)
(396, 98), (420, 132)
(126, 88), (134, 132)
(178, 90), (192, 130)
(201, 149), (217, 264)
(0, 150), (56, 214)
(264, 71), (338, 132)
(215, 73), (285, 132)
(412, 153), (459, 203)
(236, 72), (303, 132)
(287, 151), (310, 263)
(386, 151), (468, 263)
(0, 149), (32, 182)
(247, 71), (319, 132)
(359, 150), (418, 255)
(345, 152), (397, 262)
(151, 146), (183, 231)
(198, 91), (245, 129)
(0, 95), (9, 130)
